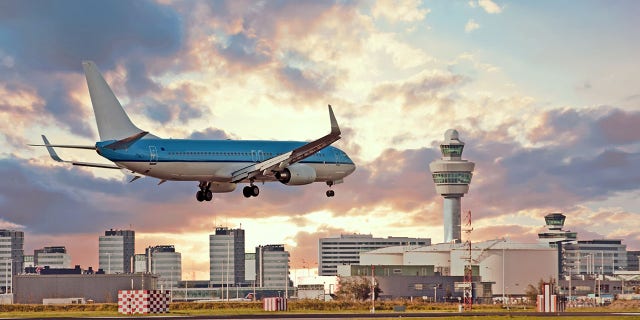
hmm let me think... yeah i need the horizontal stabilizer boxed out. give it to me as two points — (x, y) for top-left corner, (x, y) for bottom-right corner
(103, 131), (148, 150)
(35, 135), (120, 169)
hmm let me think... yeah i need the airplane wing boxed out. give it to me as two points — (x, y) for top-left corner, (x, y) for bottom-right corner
(231, 105), (341, 183)
(34, 135), (121, 169)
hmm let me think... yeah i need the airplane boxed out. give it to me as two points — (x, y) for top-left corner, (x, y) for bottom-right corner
(31, 61), (356, 202)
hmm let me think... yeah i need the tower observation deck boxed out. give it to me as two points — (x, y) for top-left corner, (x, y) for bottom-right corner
(429, 129), (475, 243)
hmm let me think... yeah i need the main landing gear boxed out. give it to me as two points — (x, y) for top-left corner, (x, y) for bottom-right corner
(196, 181), (213, 202)
(242, 181), (260, 198)
(326, 181), (335, 197)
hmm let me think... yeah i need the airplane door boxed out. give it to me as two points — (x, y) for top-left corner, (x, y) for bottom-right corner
(251, 150), (263, 162)
(149, 146), (158, 165)
(334, 150), (340, 166)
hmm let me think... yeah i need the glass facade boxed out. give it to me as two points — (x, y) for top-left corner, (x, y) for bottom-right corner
(432, 172), (472, 184)
(440, 144), (464, 157)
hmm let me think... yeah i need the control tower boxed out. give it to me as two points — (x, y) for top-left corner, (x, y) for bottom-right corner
(429, 129), (475, 243)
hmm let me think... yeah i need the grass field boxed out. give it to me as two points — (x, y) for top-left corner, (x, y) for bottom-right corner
(0, 300), (639, 318)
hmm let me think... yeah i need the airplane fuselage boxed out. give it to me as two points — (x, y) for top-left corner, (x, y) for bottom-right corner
(97, 139), (355, 186)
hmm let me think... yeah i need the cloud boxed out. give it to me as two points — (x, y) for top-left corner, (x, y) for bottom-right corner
(465, 19), (481, 33)
(0, 0), (183, 72)
(372, 0), (430, 23)
(368, 71), (468, 110)
(477, 0), (503, 14)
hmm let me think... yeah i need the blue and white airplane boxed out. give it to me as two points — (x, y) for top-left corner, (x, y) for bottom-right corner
(32, 61), (356, 202)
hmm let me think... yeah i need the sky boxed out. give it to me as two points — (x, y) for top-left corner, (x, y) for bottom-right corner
(1, 0), (639, 280)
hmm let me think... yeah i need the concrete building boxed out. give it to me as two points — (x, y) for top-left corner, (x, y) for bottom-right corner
(13, 273), (157, 304)
(98, 229), (134, 274)
(209, 227), (245, 285)
(34, 246), (72, 269)
(256, 245), (290, 290)
(145, 245), (182, 288)
(429, 129), (475, 243)
(0, 229), (24, 294)
(23, 255), (34, 268)
(359, 240), (557, 297)
(134, 254), (147, 273)
(245, 253), (256, 284)
(318, 234), (431, 276)
(563, 240), (627, 276)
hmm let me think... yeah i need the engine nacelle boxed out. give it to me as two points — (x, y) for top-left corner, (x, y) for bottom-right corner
(210, 182), (236, 193)
(275, 164), (317, 185)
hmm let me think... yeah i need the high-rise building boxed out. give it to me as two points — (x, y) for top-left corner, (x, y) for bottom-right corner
(98, 229), (134, 274)
(429, 129), (475, 243)
(318, 234), (431, 276)
(209, 227), (245, 285)
(0, 229), (24, 293)
(145, 245), (182, 288)
(34, 246), (72, 268)
(256, 245), (290, 289)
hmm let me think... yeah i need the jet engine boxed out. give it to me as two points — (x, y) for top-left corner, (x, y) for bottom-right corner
(275, 164), (317, 185)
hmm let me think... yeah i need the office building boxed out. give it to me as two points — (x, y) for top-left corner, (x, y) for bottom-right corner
(209, 227), (245, 285)
(563, 239), (627, 275)
(0, 229), (24, 293)
(429, 129), (475, 243)
(627, 251), (640, 271)
(256, 245), (290, 289)
(34, 246), (72, 269)
(98, 229), (134, 274)
(318, 234), (431, 276)
(145, 245), (182, 288)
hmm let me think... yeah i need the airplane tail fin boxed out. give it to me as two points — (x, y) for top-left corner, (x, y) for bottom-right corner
(82, 61), (155, 141)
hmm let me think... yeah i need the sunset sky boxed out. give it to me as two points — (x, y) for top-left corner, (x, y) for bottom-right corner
(1, 0), (639, 280)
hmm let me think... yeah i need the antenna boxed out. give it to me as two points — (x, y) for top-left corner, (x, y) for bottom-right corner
(462, 210), (473, 311)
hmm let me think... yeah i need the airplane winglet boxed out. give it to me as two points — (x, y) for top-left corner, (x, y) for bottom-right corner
(37, 135), (120, 169)
(328, 105), (340, 135)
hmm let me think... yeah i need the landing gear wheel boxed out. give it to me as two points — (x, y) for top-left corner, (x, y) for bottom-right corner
(196, 190), (205, 202)
(205, 190), (213, 201)
(251, 185), (260, 197)
(326, 190), (335, 197)
(243, 186), (252, 198)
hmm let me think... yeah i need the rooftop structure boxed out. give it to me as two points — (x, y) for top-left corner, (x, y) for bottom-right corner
(429, 129), (475, 243)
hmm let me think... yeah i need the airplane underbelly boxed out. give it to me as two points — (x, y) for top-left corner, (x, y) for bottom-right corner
(117, 161), (250, 182)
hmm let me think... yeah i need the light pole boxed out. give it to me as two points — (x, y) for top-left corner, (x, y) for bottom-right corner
(502, 246), (506, 307)
(433, 285), (437, 303)
(107, 253), (111, 274)
(568, 266), (573, 302)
